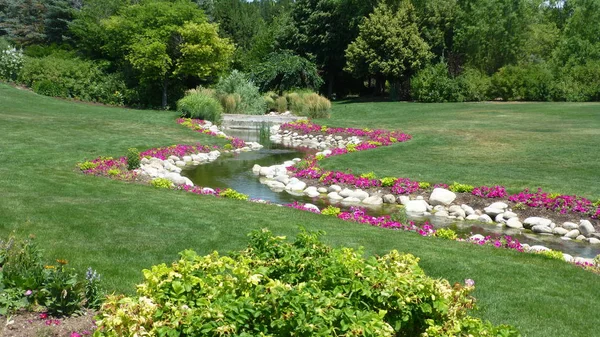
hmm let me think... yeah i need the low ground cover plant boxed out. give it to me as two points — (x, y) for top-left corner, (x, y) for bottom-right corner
(0, 235), (103, 317)
(95, 229), (520, 336)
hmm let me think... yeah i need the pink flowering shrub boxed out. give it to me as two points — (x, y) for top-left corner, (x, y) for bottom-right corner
(140, 144), (213, 160)
(391, 178), (420, 195)
(508, 188), (599, 218)
(472, 186), (508, 198)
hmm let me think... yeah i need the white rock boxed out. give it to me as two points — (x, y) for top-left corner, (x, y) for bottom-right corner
(576, 235), (587, 241)
(304, 203), (320, 212)
(563, 253), (574, 263)
(470, 234), (486, 241)
(405, 200), (429, 213)
(168, 155), (180, 162)
(339, 188), (353, 198)
(503, 211), (518, 219)
(564, 229), (580, 238)
(478, 214), (493, 223)
(303, 187), (320, 198)
(429, 188), (457, 206)
(450, 209), (466, 218)
(505, 218), (523, 229)
(433, 205), (446, 212)
(484, 207), (505, 217)
(141, 157), (150, 165)
(196, 153), (209, 162)
(529, 245), (550, 252)
(317, 187), (328, 193)
(328, 185), (342, 193)
(327, 192), (344, 200)
(562, 222), (579, 230)
(274, 175), (290, 185)
(201, 187), (215, 194)
(589, 238), (600, 244)
(165, 172), (186, 186)
(266, 181), (286, 189)
(183, 177), (194, 186)
(489, 202), (508, 210)
(532, 225), (553, 234)
(495, 214), (506, 223)
(362, 196), (383, 205)
(399, 196), (410, 206)
(435, 211), (449, 217)
(350, 189), (370, 201)
(175, 161), (186, 167)
(574, 257), (595, 265)
(448, 205), (462, 213)
(286, 178), (306, 191)
(342, 196), (361, 204)
(383, 194), (396, 203)
(466, 214), (480, 221)
(252, 164), (261, 174)
(416, 196), (424, 200)
(553, 227), (569, 236)
(259, 167), (274, 176)
(579, 220), (596, 236)
(523, 217), (552, 229)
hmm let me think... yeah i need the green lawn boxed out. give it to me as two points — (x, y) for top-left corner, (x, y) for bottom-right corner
(1, 84), (599, 337)
(320, 101), (600, 198)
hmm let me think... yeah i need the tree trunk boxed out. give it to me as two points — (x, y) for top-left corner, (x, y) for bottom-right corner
(161, 77), (168, 110)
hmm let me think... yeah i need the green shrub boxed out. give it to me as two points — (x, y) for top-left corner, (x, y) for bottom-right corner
(411, 62), (461, 103)
(285, 92), (305, 114)
(251, 51), (324, 94)
(127, 148), (140, 171)
(0, 235), (45, 293)
(321, 205), (341, 216)
(537, 249), (564, 261)
(391, 206), (408, 224)
(176, 91), (223, 123)
(40, 263), (85, 316)
(418, 181), (431, 189)
(107, 169), (120, 176)
(490, 63), (553, 101)
(303, 93), (331, 118)
(360, 172), (377, 179)
(77, 161), (98, 171)
(264, 95), (276, 111)
(457, 67), (491, 101)
(95, 229), (519, 337)
(552, 61), (600, 102)
(220, 93), (241, 114)
(435, 228), (458, 240)
(380, 177), (396, 187)
(151, 178), (173, 189)
(219, 188), (249, 200)
(449, 182), (475, 193)
(19, 55), (126, 105)
(216, 70), (266, 115)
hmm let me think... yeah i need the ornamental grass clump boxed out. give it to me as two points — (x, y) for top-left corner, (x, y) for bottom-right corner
(95, 229), (519, 337)
(176, 90), (223, 123)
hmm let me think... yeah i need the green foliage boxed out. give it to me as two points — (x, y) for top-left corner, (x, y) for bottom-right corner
(216, 70), (266, 115)
(449, 182), (475, 193)
(107, 169), (120, 176)
(380, 177), (396, 187)
(77, 161), (98, 171)
(360, 171), (377, 179)
(0, 235), (45, 293)
(321, 205), (341, 216)
(176, 91), (223, 123)
(219, 188), (249, 200)
(126, 148), (140, 171)
(151, 178), (173, 189)
(418, 182), (431, 189)
(411, 62), (461, 102)
(552, 61), (600, 102)
(40, 263), (84, 316)
(537, 250), (564, 261)
(490, 64), (554, 101)
(19, 54), (126, 105)
(593, 200), (600, 207)
(457, 67), (491, 102)
(391, 206), (408, 225)
(251, 51), (324, 94)
(101, 0), (234, 108)
(435, 228), (458, 241)
(84, 267), (103, 310)
(95, 229), (519, 336)
(275, 96), (288, 113)
(0, 43), (24, 81)
(285, 91), (331, 118)
(513, 202), (526, 210)
(594, 254), (600, 267)
(345, 2), (432, 96)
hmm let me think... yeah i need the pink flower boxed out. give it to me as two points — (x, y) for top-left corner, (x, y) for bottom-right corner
(24, 290), (32, 296)
(465, 279), (475, 287)
(39, 313), (48, 319)
(70, 332), (82, 337)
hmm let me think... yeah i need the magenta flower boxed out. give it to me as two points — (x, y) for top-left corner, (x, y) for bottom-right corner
(70, 332), (82, 337)
(24, 289), (32, 296)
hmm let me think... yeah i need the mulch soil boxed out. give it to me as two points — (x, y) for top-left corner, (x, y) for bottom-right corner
(0, 310), (97, 337)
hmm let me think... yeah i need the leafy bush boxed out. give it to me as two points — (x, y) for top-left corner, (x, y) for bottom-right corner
(220, 93), (241, 114)
(380, 177), (396, 187)
(275, 96), (288, 113)
(216, 70), (266, 115)
(19, 54), (126, 105)
(95, 229), (519, 336)
(490, 63), (554, 101)
(411, 62), (461, 102)
(321, 205), (341, 216)
(151, 178), (173, 189)
(127, 148), (140, 170)
(537, 249), (564, 261)
(77, 161), (98, 171)
(552, 61), (600, 102)
(360, 172), (377, 179)
(0, 235), (102, 316)
(176, 91), (223, 123)
(435, 228), (458, 240)
(418, 181), (431, 189)
(457, 67), (491, 101)
(219, 188), (249, 200)
(251, 51), (324, 94)
(449, 182), (475, 193)
(0, 43), (24, 81)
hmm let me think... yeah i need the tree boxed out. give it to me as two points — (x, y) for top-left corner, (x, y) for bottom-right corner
(102, 0), (234, 108)
(0, 0), (46, 45)
(552, 0), (600, 67)
(251, 51), (323, 94)
(345, 2), (431, 98)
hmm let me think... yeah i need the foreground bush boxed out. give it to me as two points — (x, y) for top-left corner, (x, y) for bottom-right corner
(95, 229), (519, 336)
(176, 89), (223, 123)
(18, 54), (126, 105)
(0, 235), (102, 317)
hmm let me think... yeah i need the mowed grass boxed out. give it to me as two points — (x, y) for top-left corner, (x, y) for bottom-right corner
(0, 84), (599, 336)
(320, 101), (600, 198)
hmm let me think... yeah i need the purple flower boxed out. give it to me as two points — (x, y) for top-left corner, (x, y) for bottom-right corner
(465, 279), (475, 287)
(24, 290), (32, 296)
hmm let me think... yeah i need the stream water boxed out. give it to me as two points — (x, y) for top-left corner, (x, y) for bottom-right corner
(181, 129), (600, 259)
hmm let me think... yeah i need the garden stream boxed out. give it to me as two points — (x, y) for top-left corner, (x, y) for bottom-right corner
(182, 129), (600, 258)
